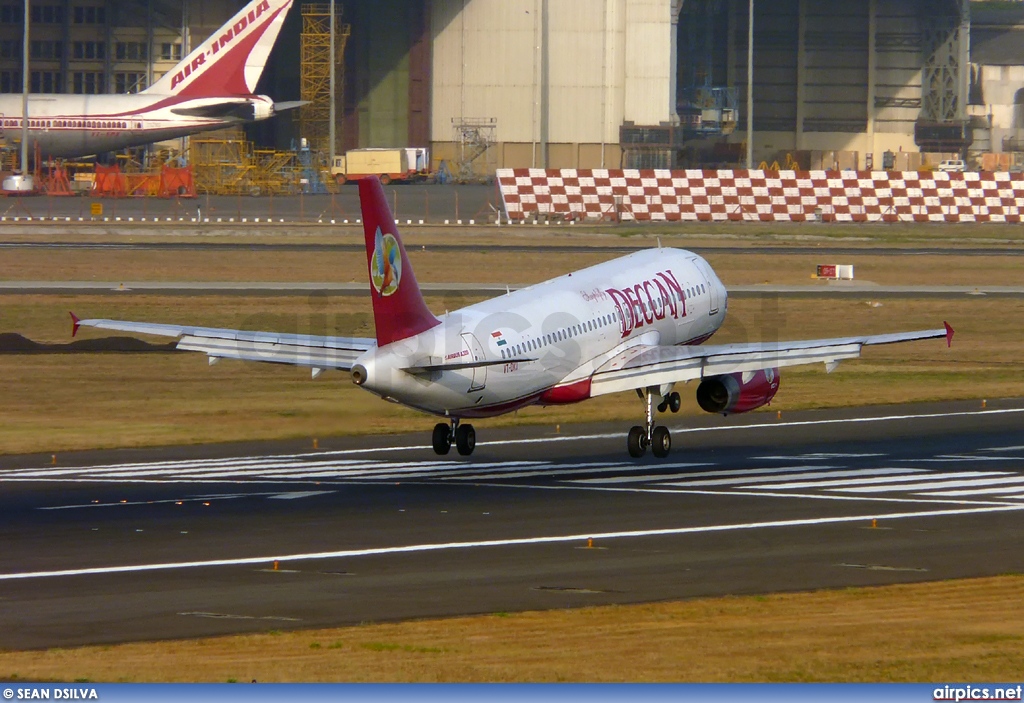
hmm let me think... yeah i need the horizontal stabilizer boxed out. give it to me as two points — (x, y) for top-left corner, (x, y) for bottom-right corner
(272, 100), (309, 113)
(170, 103), (255, 120)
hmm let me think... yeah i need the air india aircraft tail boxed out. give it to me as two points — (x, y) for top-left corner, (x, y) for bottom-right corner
(144, 0), (293, 98)
(359, 177), (441, 346)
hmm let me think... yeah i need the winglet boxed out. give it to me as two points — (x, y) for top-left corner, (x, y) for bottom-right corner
(944, 321), (954, 348)
(70, 312), (80, 337)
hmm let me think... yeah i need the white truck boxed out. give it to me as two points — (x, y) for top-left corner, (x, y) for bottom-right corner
(330, 147), (429, 185)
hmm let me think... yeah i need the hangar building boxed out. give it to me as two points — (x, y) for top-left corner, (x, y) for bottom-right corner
(0, 0), (1002, 172)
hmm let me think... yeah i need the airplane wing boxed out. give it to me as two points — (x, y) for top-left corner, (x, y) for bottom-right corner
(588, 324), (953, 397)
(71, 314), (375, 373)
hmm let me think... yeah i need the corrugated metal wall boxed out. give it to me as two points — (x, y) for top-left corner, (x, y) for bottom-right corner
(430, 0), (672, 171)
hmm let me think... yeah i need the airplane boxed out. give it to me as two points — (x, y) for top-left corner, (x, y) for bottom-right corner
(0, 0), (298, 160)
(72, 177), (954, 458)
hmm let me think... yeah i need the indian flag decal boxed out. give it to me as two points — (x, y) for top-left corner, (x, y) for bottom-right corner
(491, 331), (508, 347)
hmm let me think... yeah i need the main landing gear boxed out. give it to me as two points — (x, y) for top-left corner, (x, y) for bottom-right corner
(627, 388), (681, 459)
(432, 418), (476, 456)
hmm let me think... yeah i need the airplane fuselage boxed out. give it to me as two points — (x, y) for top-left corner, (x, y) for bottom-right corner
(0, 93), (274, 159)
(354, 249), (728, 418)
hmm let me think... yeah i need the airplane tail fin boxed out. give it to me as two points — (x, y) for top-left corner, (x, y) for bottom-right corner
(359, 177), (441, 347)
(144, 0), (293, 98)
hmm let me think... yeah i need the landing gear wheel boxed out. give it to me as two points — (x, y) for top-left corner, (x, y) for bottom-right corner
(455, 423), (476, 456)
(651, 426), (671, 458)
(627, 425), (647, 458)
(432, 423), (452, 455)
(657, 399), (668, 413)
(668, 391), (681, 413)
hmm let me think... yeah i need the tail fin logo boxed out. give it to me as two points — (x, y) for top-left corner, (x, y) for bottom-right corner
(370, 227), (402, 297)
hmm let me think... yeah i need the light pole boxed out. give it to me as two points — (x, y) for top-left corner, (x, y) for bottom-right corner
(3, 0), (36, 192)
(746, 0), (754, 169)
(329, 0), (335, 164)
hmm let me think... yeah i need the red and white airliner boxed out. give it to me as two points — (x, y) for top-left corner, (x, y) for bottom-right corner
(0, 0), (297, 160)
(73, 177), (954, 458)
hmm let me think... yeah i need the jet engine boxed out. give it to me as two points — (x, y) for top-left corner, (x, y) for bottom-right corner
(696, 368), (780, 415)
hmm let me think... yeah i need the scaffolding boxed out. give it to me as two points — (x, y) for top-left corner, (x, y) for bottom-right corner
(300, 3), (351, 157)
(188, 129), (312, 196)
(190, 130), (257, 195)
(451, 118), (496, 182)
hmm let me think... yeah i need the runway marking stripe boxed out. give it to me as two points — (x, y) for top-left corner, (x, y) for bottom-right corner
(662, 467), (919, 488)
(917, 485), (1024, 497)
(444, 462), (713, 482)
(836, 475), (1024, 494)
(570, 464), (849, 485)
(2, 504), (1021, 581)
(2, 407), (1022, 477)
(760, 471), (1009, 491)
(500, 481), (1024, 507)
(751, 453), (887, 460)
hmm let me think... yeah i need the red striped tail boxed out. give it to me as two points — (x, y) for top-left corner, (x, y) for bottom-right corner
(358, 177), (440, 346)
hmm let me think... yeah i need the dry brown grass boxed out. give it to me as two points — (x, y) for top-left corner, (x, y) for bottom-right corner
(2, 247), (1022, 287)
(2, 575), (1024, 682)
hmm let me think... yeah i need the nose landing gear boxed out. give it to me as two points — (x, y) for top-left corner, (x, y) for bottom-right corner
(432, 418), (476, 456)
(627, 388), (675, 458)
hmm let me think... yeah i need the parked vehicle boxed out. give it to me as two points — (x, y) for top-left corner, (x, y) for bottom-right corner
(331, 148), (429, 185)
(937, 159), (966, 172)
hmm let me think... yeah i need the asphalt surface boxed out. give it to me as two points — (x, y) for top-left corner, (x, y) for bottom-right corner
(1, 398), (1023, 650)
(0, 185), (501, 224)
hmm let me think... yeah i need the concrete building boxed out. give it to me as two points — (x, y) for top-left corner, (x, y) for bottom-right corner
(0, 0), (988, 172)
(968, 1), (1024, 163)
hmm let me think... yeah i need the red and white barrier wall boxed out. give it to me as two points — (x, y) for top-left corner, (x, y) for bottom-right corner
(496, 168), (1024, 223)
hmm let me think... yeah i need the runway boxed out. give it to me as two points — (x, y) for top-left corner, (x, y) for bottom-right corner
(1, 399), (1023, 650)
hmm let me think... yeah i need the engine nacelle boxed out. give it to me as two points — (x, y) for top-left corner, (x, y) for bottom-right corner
(696, 368), (780, 415)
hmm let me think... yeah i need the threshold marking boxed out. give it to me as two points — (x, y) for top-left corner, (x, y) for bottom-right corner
(1, 504), (1021, 581)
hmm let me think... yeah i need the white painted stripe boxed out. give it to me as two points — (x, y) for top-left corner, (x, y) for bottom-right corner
(664, 467), (919, 488)
(5, 459), (548, 482)
(915, 485), (1024, 497)
(763, 471), (1008, 491)
(4, 407), (1023, 477)
(478, 480), (1024, 508)
(663, 466), (921, 489)
(2, 504), (1020, 581)
(983, 446), (1024, 453)
(838, 476), (1024, 494)
(570, 464), (844, 486)
(447, 462), (712, 482)
(37, 490), (327, 510)
(900, 456), (1024, 464)
(751, 453), (886, 460)
(267, 491), (334, 500)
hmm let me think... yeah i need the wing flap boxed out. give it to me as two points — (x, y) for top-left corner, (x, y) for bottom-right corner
(177, 336), (365, 370)
(74, 317), (375, 371)
(589, 327), (949, 398)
